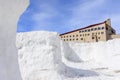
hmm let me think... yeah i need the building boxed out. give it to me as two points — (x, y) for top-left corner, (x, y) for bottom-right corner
(60, 19), (120, 43)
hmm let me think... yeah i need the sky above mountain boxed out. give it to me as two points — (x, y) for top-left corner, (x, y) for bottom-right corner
(18, 0), (120, 34)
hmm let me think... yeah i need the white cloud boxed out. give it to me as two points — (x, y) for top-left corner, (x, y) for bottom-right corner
(31, 3), (58, 29)
(65, 0), (106, 30)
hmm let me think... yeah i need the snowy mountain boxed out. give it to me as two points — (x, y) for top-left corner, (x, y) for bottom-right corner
(16, 31), (120, 80)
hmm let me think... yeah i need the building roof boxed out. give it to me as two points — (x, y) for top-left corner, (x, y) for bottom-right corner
(60, 21), (106, 36)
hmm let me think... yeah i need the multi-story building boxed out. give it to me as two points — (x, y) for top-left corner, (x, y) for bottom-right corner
(60, 19), (120, 43)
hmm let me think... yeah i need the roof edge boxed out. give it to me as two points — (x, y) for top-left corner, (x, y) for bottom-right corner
(60, 21), (105, 36)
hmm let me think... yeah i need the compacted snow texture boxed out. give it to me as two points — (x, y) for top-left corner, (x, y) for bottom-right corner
(16, 31), (120, 80)
(0, 0), (29, 80)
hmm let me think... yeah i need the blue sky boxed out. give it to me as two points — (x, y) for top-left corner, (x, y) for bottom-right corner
(18, 0), (120, 34)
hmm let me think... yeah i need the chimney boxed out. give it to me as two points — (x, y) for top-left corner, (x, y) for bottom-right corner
(105, 18), (111, 26)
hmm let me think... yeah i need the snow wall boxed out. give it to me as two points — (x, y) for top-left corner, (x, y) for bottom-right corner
(0, 0), (29, 80)
(16, 31), (120, 80)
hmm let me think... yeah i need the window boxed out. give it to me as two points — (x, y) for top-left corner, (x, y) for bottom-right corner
(98, 32), (100, 35)
(92, 33), (94, 35)
(76, 35), (78, 37)
(88, 34), (90, 36)
(80, 34), (82, 36)
(83, 34), (84, 36)
(64, 39), (65, 41)
(101, 32), (104, 34)
(85, 30), (87, 32)
(81, 38), (83, 40)
(76, 38), (78, 40)
(73, 39), (74, 40)
(88, 29), (90, 32)
(70, 39), (71, 41)
(98, 37), (100, 39)
(98, 27), (101, 30)
(66, 36), (68, 37)
(106, 27), (108, 30)
(82, 30), (84, 32)
(66, 39), (68, 41)
(73, 35), (74, 37)
(61, 36), (63, 38)
(64, 36), (65, 38)
(92, 37), (94, 39)
(102, 27), (104, 29)
(91, 28), (93, 31)
(94, 28), (97, 30)
(70, 35), (71, 37)
(79, 31), (81, 33)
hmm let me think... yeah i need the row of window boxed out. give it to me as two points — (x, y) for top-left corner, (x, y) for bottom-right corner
(63, 38), (80, 41)
(79, 27), (104, 33)
(62, 35), (78, 38)
(61, 32), (104, 38)
(63, 36), (101, 41)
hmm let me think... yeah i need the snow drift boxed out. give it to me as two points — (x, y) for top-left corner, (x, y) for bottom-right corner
(16, 31), (120, 80)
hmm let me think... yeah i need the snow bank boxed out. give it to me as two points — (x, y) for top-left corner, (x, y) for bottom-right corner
(69, 39), (120, 70)
(16, 31), (120, 80)
(0, 0), (29, 80)
(16, 31), (64, 80)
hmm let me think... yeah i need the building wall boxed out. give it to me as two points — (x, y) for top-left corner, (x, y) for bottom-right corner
(60, 19), (120, 43)
(60, 23), (107, 43)
(110, 34), (120, 39)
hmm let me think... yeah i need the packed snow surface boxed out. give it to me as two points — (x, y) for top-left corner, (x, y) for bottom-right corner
(16, 31), (120, 80)
(0, 0), (28, 80)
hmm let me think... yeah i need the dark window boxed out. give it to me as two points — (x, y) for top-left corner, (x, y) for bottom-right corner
(80, 34), (82, 36)
(92, 37), (94, 39)
(79, 31), (81, 33)
(64, 39), (65, 41)
(88, 29), (90, 32)
(81, 38), (83, 40)
(98, 32), (100, 35)
(106, 27), (108, 30)
(101, 32), (104, 34)
(70, 35), (71, 37)
(91, 28), (93, 31)
(73, 39), (74, 40)
(88, 34), (90, 36)
(92, 33), (94, 35)
(76, 35), (78, 37)
(82, 30), (84, 32)
(85, 30), (87, 32)
(98, 37), (100, 39)
(76, 38), (78, 40)
(102, 27), (104, 29)
(112, 30), (114, 34)
(66, 39), (68, 41)
(66, 36), (68, 37)
(64, 36), (65, 38)
(83, 34), (84, 36)
(94, 28), (97, 30)
(98, 27), (101, 30)
(70, 39), (71, 41)
(73, 35), (74, 37)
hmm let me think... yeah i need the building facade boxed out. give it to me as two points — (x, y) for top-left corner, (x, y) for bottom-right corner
(60, 19), (120, 43)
